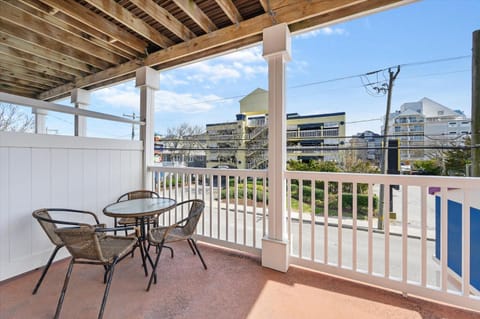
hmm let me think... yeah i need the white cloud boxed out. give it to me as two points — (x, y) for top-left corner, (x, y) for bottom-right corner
(184, 61), (241, 83)
(219, 46), (263, 63)
(179, 45), (266, 85)
(93, 82), (139, 109)
(155, 90), (221, 113)
(160, 73), (188, 86)
(297, 27), (348, 39)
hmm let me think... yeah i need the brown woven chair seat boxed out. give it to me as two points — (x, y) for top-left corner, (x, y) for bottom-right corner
(145, 199), (207, 291)
(31, 208), (106, 295)
(149, 226), (189, 244)
(53, 224), (137, 319)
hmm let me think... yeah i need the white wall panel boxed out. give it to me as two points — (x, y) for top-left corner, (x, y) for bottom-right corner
(31, 149), (52, 258)
(0, 132), (143, 280)
(8, 148), (32, 262)
(50, 149), (69, 208)
(96, 150), (112, 225)
(0, 148), (10, 273)
(67, 149), (84, 210)
(83, 149), (98, 214)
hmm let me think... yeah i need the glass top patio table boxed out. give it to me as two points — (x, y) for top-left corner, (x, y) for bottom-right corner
(103, 198), (176, 218)
(103, 197), (176, 277)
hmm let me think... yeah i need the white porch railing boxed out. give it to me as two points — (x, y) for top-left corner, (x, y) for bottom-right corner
(149, 166), (480, 311)
(150, 166), (267, 256)
(285, 171), (480, 311)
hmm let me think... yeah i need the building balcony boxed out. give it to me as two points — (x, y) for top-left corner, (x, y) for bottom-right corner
(1, 132), (480, 317)
(2, 241), (478, 319)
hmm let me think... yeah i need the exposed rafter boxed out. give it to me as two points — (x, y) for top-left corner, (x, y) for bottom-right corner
(0, 0), (414, 100)
(172, 0), (218, 33)
(40, 0), (148, 53)
(215, 0), (243, 25)
(83, 0), (174, 49)
(129, 0), (196, 41)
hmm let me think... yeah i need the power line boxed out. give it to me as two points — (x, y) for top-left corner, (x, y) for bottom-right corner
(162, 55), (471, 108)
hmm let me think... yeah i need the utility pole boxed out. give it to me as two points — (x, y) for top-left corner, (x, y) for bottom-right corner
(472, 30), (480, 176)
(123, 112), (136, 140)
(378, 66), (400, 230)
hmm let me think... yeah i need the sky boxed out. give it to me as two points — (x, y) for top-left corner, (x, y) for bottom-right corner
(43, 0), (480, 139)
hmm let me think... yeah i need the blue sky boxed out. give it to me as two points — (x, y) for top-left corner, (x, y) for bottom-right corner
(46, 0), (480, 139)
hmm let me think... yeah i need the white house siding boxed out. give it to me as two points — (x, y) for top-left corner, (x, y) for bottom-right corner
(0, 132), (143, 280)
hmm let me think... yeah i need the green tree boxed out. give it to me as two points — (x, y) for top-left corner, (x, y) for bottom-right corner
(443, 136), (471, 176)
(412, 159), (442, 175)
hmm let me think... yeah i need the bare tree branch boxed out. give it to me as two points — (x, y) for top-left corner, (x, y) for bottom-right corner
(0, 103), (34, 132)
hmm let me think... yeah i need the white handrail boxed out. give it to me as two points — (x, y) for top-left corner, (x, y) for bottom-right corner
(0, 92), (144, 125)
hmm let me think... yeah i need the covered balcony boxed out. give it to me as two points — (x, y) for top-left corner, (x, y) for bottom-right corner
(1, 0), (479, 318)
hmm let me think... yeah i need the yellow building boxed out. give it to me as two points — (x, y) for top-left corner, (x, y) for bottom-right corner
(206, 88), (346, 169)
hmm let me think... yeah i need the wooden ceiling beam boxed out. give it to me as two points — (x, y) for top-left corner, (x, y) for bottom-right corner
(0, 20), (112, 70)
(258, 0), (269, 13)
(38, 59), (144, 101)
(0, 84), (39, 97)
(129, 0), (196, 41)
(40, 0), (147, 54)
(0, 1), (126, 65)
(0, 74), (52, 91)
(289, 0), (410, 33)
(172, 0), (218, 33)
(38, 0), (407, 101)
(11, 0), (136, 60)
(0, 64), (65, 86)
(83, 0), (174, 49)
(215, 0), (243, 25)
(0, 50), (77, 81)
(0, 31), (97, 73)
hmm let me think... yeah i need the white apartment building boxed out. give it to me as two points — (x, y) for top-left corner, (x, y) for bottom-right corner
(385, 97), (470, 162)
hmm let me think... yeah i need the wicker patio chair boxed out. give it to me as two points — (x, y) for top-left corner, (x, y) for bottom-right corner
(114, 190), (160, 235)
(146, 199), (207, 291)
(31, 208), (105, 295)
(53, 224), (137, 319)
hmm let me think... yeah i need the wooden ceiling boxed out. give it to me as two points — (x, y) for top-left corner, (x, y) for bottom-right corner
(0, 0), (412, 101)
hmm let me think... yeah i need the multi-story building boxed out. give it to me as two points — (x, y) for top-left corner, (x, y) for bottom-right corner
(385, 97), (470, 162)
(206, 88), (346, 169)
(349, 130), (382, 165)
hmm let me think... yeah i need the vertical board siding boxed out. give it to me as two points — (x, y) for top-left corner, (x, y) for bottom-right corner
(0, 148), (9, 266)
(0, 133), (143, 280)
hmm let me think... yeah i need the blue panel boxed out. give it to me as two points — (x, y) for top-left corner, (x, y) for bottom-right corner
(435, 196), (440, 260)
(447, 200), (462, 277)
(435, 196), (480, 291)
(471, 207), (480, 290)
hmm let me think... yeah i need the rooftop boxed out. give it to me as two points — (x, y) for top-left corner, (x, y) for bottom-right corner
(1, 242), (478, 319)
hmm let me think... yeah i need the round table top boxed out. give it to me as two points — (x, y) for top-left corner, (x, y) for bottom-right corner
(103, 197), (176, 218)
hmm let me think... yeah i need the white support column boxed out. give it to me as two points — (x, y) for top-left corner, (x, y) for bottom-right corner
(71, 88), (90, 137)
(136, 66), (159, 188)
(261, 23), (291, 272)
(32, 108), (48, 134)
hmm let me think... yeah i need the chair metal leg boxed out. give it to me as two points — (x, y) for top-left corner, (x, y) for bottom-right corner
(189, 239), (207, 270)
(54, 258), (75, 319)
(146, 244), (163, 291)
(32, 245), (62, 295)
(98, 258), (118, 319)
(163, 245), (174, 258)
(187, 238), (196, 255)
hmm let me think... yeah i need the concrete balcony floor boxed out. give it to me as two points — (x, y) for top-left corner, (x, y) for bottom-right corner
(1, 242), (478, 319)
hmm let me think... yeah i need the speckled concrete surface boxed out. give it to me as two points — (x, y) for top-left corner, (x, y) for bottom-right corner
(1, 242), (478, 319)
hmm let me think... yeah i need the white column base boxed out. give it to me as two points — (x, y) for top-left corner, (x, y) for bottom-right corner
(262, 237), (289, 272)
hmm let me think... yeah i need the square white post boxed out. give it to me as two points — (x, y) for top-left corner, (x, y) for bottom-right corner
(262, 23), (291, 272)
(71, 88), (90, 136)
(136, 67), (159, 188)
(32, 108), (48, 134)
